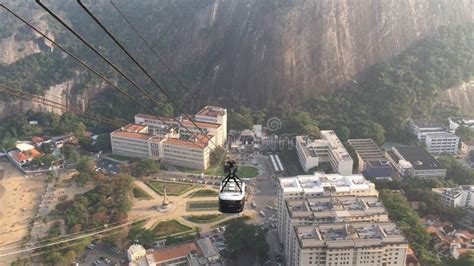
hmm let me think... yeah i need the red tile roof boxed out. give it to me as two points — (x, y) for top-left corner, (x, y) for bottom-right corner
(153, 242), (201, 262)
(123, 123), (147, 132)
(32, 136), (45, 144)
(111, 131), (151, 140)
(163, 134), (211, 149)
(196, 106), (225, 117)
(11, 148), (42, 162)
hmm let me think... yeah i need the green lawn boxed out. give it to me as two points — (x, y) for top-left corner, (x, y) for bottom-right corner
(186, 201), (219, 211)
(152, 220), (194, 239)
(145, 180), (195, 196)
(184, 214), (225, 224)
(133, 186), (151, 199)
(178, 165), (259, 178)
(188, 189), (218, 198)
(211, 215), (251, 228)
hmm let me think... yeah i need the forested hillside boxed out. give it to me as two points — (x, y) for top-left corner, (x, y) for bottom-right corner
(229, 23), (474, 142)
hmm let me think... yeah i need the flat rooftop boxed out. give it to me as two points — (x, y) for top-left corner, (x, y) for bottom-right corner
(321, 130), (351, 161)
(348, 139), (386, 161)
(279, 173), (376, 195)
(296, 135), (327, 158)
(411, 119), (444, 129)
(296, 221), (407, 248)
(286, 196), (386, 220)
(196, 106), (226, 117)
(393, 146), (444, 170)
(426, 132), (459, 138)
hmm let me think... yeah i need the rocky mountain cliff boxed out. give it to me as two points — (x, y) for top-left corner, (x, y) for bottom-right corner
(145, 0), (473, 106)
(0, 0), (473, 109)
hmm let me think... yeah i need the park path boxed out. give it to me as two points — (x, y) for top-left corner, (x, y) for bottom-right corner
(134, 180), (160, 200)
(130, 181), (259, 234)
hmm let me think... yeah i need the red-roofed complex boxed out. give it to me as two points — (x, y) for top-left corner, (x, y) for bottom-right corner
(111, 106), (226, 170)
(8, 147), (42, 166)
(128, 238), (221, 265)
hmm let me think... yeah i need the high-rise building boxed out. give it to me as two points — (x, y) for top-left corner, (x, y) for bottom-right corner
(277, 173), (408, 266)
(295, 131), (353, 175)
(293, 222), (408, 266)
(277, 173), (379, 265)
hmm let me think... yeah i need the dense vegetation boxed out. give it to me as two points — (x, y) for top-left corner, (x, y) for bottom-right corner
(380, 190), (437, 265)
(223, 220), (269, 264)
(229, 23), (474, 143)
(130, 159), (160, 177)
(55, 174), (133, 232)
(39, 222), (90, 266)
(0, 110), (85, 150)
(438, 155), (474, 185)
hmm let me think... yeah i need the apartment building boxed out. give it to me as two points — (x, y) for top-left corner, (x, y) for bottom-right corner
(295, 131), (353, 175)
(408, 119), (459, 155)
(293, 222), (408, 266)
(347, 139), (392, 178)
(277, 173), (378, 265)
(432, 186), (474, 208)
(282, 196), (389, 265)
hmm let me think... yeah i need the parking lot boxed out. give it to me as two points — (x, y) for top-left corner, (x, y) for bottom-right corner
(80, 242), (126, 266)
(95, 158), (121, 175)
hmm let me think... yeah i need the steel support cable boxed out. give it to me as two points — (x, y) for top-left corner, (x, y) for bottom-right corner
(34, 0), (211, 148)
(0, 216), (149, 260)
(1, 4), (204, 149)
(0, 4), (155, 117)
(0, 188), (147, 250)
(109, 0), (193, 94)
(75, 0), (217, 148)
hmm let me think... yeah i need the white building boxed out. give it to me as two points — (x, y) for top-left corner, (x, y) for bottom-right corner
(408, 119), (446, 143)
(277, 173), (379, 265)
(295, 131), (353, 175)
(425, 132), (459, 155)
(282, 195), (390, 265)
(385, 146), (447, 178)
(110, 125), (215, 170)
(127, 244), (146, 262)
(432, 186), (474, 208)
(194, 106), (227, 144)
(111, 106), (226, 170)
(449, 117), (474, 132)
(293, 222), (408, 266)
(110, 124), (162, 159)
(408, 119), (460, 155)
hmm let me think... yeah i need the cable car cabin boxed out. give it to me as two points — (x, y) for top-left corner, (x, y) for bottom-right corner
(218, 179), (246, 213)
